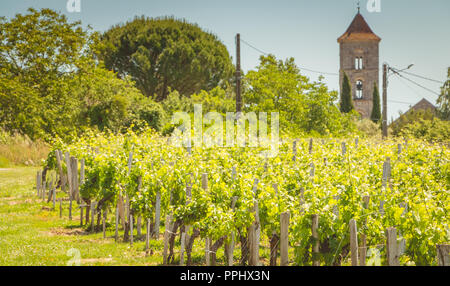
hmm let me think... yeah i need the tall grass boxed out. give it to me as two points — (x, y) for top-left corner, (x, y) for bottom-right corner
(0, 130), (49, 167)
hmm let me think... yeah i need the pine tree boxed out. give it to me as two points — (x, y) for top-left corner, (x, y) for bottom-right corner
(371, 83), (381, 123)
(340, 73), (354, 113)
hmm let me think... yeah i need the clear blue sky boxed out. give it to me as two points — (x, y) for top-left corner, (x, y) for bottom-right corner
(2, 0), (449, 120)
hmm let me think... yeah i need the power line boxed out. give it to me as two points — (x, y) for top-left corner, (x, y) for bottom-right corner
(392, 71), (441, 97)
(240, 38), (270, 56)
(393, 69), (445, 84)
(298, 67), (339, 76)
(240, 37), (339, 76)
(392, 73), (429, 101)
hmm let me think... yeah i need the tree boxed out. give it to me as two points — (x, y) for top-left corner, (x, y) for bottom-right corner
(0, 8), (165, 141)
(370, 83), (381, 123)
(244, 55), (355, 136)
(391, 109), (435, 137)
(98, 16), (234, 101)
(340, 73), (354, 113)
(437, 67), (450, 120)
(0, 8), (88, 140)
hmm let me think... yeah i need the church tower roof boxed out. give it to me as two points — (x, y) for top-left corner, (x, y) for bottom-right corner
(338, 12), (381, 43)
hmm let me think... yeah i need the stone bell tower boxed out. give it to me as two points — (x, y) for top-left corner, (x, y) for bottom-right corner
(338, 9), (381, 118)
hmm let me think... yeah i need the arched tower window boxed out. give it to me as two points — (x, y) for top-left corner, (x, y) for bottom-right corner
(356, 80), (363, 99)
(355, 57), (363, 70)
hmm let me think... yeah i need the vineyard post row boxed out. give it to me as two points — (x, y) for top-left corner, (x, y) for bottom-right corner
(33, 142), (450, 266)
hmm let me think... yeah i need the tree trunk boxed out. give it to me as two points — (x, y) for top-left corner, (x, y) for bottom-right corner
(96, 211), (101, 231)
(186, 228), (200, 266)
(123, 222), (130, 242)
(270, 233), (279, 266)
(210, 236), (227, 266)
(168, 219), (181, 264)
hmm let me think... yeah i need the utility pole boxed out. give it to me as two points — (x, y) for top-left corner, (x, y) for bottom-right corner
(382, 63), (388, 139)
(236, 33), (242, 113)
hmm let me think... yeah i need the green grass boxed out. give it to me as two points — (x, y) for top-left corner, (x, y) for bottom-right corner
(0, 167), (278, 266)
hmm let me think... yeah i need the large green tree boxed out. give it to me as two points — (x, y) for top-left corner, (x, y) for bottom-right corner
(437, 67), (450, 120)
(370, 83), (381, 123)
(340, 73), (354, 113)
(244, 55), (355, 136)
(0, 9), (164, 141)
(98, 16), (234, 101)
(0, 8), (88, 139)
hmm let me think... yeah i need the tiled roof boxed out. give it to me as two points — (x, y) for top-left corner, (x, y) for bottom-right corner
(338, 13), (381, 43)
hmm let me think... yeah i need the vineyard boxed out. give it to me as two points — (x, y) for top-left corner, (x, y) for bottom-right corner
(36, 129), (450, 266)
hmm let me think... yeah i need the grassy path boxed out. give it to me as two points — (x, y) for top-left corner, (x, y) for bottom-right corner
(0, 167), (167, 266)
(0, 167), (277, 266)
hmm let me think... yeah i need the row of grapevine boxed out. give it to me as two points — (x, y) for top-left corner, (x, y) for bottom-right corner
(39, 128), (449, 266)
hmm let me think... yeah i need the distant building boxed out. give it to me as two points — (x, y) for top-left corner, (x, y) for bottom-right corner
(338, 10), (381, 119)
(391, 98), (437, 126)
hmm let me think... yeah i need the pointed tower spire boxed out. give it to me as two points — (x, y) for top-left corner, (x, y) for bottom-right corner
(357, 1), (361, 14)
(337, 12), (381, 42)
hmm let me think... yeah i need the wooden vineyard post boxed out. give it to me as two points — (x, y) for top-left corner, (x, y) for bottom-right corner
(310, 163), (315, 178)
(145, 218), (150, 251)
(312, 214), (319, 266)
(324, 157), (328, 167)
(64, 152), (72, 199)
(280, 211), (290, 266)
(90, 201), (95, 233)
(54, 151), (64, 192)
(309, 138), (313, 154)
(386, 227), (399, 266)
(115, 204), (119, 242)
(293, 140), (297, 160)
(341, 142), (347, 156)
(205, 237), (211, 266)
(180, 182), (192, 265)
(36, 171), (41, 197)
(69, 194), (72, 221)
(123, 151), (133, 240)
(359, 234), (367, 266)
(249, 179), (260, 266)
(154, 191), (161, 239)
(436, 245), (450, 266)
(349, 219), (359, 266)
(47, 180), (54, 203)
(130, 215), (134, 246)
(42, 180), (46, 201)
(80, 205), (85, 226)
(136, 176), (142, 238)
(59, 199), (62, 218)
(118, 196), (125, 230)
(180, 228), (186, 266)
(52, 186), (56, 210)
(57, 150), (65, 191)
(136, 217), (142, 237)
(103, 209), (107, 239)
(163, 215), (173, 265)
(382, 157), (391, 189)
(80, 159), (85, 185)
(355, 137), (359, 149)
(226, 196), (238, 266)
(70, 157), (78, 203)
(398, 144), (402, 155)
